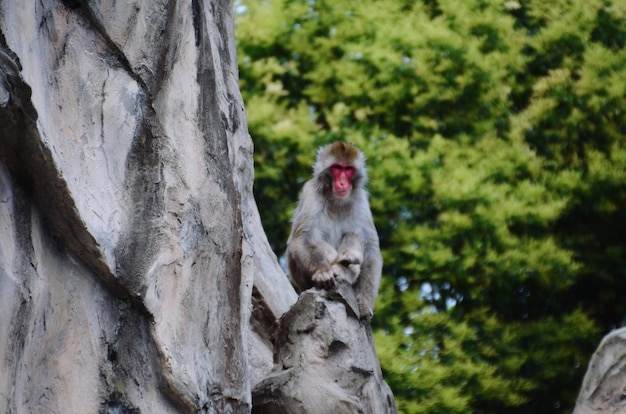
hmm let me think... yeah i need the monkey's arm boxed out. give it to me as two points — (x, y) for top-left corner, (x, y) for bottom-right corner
(287, 226), (339, 290)
(287, 182), (342, 290)
(354, 223), (383, 320)
(337, 232), (364, 265)
(333, 232), (364, 284)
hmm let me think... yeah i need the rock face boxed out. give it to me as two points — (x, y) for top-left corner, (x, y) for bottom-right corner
(252, 283), (397, 414)
(574, 328), (626, 414)
(0, 0), (392, 412)
(0, 0), (294, 411)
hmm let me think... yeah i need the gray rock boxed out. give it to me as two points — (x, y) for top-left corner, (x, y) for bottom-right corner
(252, 284), (397, 414)
(574, 328), (626, 414)
(0, 0), (277, 411)
(0, 0), (389, 412)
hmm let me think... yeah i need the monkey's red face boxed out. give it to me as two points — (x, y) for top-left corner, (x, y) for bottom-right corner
(330, 163), (356, 198)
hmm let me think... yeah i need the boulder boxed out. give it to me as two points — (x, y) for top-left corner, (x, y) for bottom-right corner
(574, 328), (626, 414)
(253, 283), (397, 414)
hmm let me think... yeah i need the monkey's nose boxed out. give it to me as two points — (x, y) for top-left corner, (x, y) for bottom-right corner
(335, 178), (351, 190)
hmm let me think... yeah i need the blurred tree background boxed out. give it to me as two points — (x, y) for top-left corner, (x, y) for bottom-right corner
(234, 0), (626, 412)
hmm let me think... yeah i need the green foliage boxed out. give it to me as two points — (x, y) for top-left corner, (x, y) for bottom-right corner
(235, 0), (625, 411)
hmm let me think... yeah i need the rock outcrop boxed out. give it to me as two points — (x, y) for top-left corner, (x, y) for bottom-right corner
(0, 0), (294, 411)
(574, 328), (626, 414)
(0, 0), (392, 412)
(252, 283), (397, 414)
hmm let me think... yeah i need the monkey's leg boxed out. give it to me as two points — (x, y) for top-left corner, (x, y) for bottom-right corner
(288, 235), (339, 290)
(354, 247), (382, 321)
(335, 232), (364, 284)
(305, 240), (340, 289)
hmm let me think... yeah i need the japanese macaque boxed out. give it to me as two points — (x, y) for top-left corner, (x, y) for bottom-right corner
(286, 141), (382, 319)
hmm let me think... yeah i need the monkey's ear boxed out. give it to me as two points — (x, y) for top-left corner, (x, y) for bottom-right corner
(313, 143), (337, 177)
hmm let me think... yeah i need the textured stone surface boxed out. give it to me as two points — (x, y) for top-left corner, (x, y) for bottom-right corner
(252, 283), (397, 414)
(574, 328), (626, 414)
(0, 0), (392, 412)
(0, 0), (295, 411)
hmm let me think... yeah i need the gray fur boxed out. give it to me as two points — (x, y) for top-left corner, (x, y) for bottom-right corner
(286, 143), (382, 319)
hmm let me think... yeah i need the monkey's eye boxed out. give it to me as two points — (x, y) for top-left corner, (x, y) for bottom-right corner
(331, 163), (356, 176)
(330, 164), (355, 173)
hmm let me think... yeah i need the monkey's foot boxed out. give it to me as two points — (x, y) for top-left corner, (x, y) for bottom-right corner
(357, 299), (373, 322)
(312, 269), (336, 290)
(331, 262), (357, 284)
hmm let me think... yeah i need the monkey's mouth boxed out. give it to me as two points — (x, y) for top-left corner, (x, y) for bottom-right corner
(334, 189), (351, 198)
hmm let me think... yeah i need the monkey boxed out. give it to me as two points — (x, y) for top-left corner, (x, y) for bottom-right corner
(286, 141), (382, 319)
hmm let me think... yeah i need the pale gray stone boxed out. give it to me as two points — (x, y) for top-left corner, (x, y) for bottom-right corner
(574, 328), (626, 414)
(252, 284), (397, 414)
(0, 0), (391, 412)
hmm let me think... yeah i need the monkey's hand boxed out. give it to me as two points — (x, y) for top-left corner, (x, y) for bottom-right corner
(335, 249), (362, 284)
(331, 262), (353, 284)
(311, 267), (336, 290)
(332, 262), (360, 284)
(337, 248), (362, 267)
